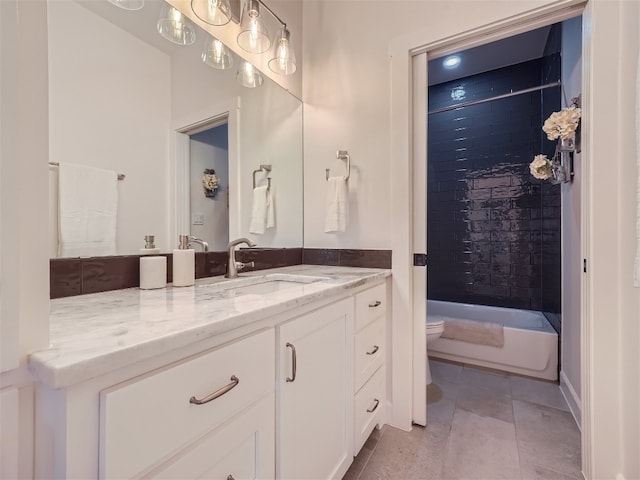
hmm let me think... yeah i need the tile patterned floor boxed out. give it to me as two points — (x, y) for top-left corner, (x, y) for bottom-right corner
(343, 360), (582, 480)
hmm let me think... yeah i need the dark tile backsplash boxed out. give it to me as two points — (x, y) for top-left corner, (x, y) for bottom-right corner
(427, 55), (561, 313)
(302, 249), (392, 269)
(50, 247), (389, 298)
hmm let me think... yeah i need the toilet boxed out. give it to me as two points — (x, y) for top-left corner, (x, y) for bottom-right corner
(426, 318), (445, 385)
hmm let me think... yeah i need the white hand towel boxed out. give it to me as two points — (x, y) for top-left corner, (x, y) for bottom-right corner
(58, 163), (118, 257)
(324, 176), (348, 233)
(249, 186), (275, 234)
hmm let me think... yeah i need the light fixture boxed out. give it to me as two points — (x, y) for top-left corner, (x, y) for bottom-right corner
(237, 0), (270, 54)
(107, 0), (144, 10)
(202, 35), (234, 70)
(157, 3), (197, 46)
(237, 61), (264, 88)
(443, 55), (461, 69)
(191, 0), (232, 26)
(268, 26), (296, 75)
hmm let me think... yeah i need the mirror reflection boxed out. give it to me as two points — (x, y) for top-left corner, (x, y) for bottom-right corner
(48, 0), (303, 258)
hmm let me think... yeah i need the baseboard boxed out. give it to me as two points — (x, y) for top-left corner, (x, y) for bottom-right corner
(559, 370), (582, 430)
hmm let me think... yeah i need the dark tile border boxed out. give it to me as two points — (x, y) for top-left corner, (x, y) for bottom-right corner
(303, 249), (392, 269)
(50, 247), (390, 298)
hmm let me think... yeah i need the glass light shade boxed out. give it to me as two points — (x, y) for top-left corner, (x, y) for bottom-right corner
(202, 36), (234, 69)
(191, 0), (231, 26)
(237, 0), (270, 54)
(107, 0), (144, 10)
(268, 27), (296, 75)
(237, 61), (264, 88)
(156, 4), (197, 46)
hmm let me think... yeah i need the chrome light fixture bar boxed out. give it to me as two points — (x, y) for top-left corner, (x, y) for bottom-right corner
(188, 0), (298, 77)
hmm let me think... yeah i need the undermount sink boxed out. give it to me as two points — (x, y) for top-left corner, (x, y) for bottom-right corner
(198, 273), (329, 296)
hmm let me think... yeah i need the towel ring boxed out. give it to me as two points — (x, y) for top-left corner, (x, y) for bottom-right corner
(252, 164), (272, 190)
(326, 150), (350, 181)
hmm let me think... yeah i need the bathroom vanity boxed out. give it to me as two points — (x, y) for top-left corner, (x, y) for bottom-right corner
(29, 266), (390, 479)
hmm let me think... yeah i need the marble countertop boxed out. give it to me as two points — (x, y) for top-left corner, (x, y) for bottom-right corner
(29, 265), (391, 388)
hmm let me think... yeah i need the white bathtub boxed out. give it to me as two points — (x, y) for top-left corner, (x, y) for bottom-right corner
(427, 300), (558, 381)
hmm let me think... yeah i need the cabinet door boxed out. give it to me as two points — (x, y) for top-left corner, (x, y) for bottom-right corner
(277, 298), (353, 480)
(147, 394), (275, 480)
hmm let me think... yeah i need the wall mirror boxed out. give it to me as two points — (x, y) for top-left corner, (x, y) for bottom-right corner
(48, 0), (303, 258)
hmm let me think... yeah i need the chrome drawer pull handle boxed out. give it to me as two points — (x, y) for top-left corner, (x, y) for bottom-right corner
(286, 342), (297, 382)
(366, 345), (379, 355)
(367, 398), (380, 413)
(368, 300), (382, 308)
(189, 375), (239, 405)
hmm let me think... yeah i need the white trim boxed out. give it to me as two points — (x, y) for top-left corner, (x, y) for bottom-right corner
(0, 386), (19, 479)
(560, 369), (582, 430)
(389, 37), (414, 432)
(411, 53), (427, 427)
(389, 0), (590, 463)
(424, 2), (586, 60)
(170, 97), (241, 245)
(579, 4), (593, 478)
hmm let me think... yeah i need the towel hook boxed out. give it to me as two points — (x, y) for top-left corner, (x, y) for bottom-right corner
(252, 164), (272, 190)
(325, 150), (350, 181)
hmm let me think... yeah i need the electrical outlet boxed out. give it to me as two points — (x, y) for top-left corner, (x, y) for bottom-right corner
(192, 212), (204, 225)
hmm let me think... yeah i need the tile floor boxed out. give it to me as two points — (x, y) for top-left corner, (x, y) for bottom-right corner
(344, 359), (582, 480)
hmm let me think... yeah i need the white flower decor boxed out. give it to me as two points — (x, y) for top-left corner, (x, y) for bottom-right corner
(542, 105), (582, 140)
(530, 154), (553, 180)
(202, 169), (219, 198)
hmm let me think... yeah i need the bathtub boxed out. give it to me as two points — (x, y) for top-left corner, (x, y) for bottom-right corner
(427, 300), (558, 381)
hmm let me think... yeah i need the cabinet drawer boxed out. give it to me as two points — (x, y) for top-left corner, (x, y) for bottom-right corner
(99, 329), (275, 480)
(354, 316), (385, 392)
(147, 394), (275, 480)
(355, 282), (387, 331)
(353, 366), (384, 455)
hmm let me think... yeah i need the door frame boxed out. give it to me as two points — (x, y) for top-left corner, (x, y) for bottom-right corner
(389, 0), (591, 474)
(171, 97), (241, 247)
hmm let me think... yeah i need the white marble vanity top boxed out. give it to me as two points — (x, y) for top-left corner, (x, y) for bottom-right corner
(29, 265), (390, 388)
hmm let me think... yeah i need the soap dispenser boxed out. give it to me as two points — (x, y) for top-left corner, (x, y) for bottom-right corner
(139, 235), (167, 290)
(173, 234), (195, 287)
(140, 235), (161, 255)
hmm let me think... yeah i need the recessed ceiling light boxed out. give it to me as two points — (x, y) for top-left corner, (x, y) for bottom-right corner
(443, 55), (461, 69)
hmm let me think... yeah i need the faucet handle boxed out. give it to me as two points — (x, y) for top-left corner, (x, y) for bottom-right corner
(236, 261), (255, 272)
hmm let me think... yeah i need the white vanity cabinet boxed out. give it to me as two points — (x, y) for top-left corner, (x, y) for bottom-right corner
(277, 298), (353, 480)
(99, 328), (275, 479)
(352, 282), (387, 454)
(33, 270), (391, 480)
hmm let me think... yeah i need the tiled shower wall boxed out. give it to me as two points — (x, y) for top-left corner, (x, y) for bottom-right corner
(427, 56), (561, 312)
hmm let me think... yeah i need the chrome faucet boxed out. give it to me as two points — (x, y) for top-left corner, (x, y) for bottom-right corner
(225, 238), (256, 278)
(187, 235), (209, 252)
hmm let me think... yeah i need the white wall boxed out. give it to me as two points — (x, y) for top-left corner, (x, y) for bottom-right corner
(609, 3), (640, 478)
(190, 126), (230, 250)
(239, 85), (303, 247)
(560, 15), (582, 422)
(0, 0), (49, 477)
(48, 1), (171, 256)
